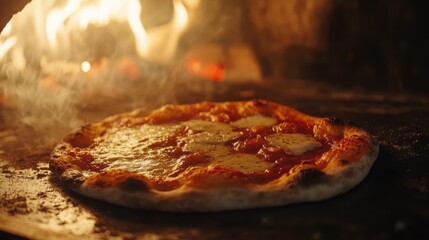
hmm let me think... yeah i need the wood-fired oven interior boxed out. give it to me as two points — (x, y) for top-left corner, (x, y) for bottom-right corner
(0, 0), (428, 239)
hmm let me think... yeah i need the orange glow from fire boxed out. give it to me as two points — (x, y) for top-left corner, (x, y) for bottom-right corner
(185, 60), (225, 81)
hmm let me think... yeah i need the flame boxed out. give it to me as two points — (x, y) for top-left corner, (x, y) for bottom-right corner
(140, 0), (189, 62)
(0, 18), (16, 59)
(0, 37), (16, 59)
(45, 0), (79, 50)
(127, 0), (149, 58)
(1, 0), (191, 64)
(174, 0), (189, 30)
(3, 22), (12, 35)
(73, 1), (131, 28)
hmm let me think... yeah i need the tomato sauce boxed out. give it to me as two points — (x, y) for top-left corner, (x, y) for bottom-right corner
(224, 120), (331, 184)
(69, 103), (333, 187)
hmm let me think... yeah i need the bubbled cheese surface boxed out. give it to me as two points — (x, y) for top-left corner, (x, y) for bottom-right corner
(231, 115), (277, 128)
(181, 120), (240, 143)
(91, 124), (183, 177)
(265, 133), (322, 156)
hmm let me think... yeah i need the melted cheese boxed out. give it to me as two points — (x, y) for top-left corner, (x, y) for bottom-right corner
(183, 142), (272, 173)
(90, 124), (182, 177)
(89, 120), (297, 178)
(231, 115), (277, 128)
(212, 153), (274, 173)
(182, 120), (231, 132)
(183, 143), (230, 158)
(265, 133), (322, 156)
(181, 120), (240, 143)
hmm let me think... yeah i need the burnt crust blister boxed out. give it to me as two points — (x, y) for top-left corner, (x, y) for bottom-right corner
(294, 168), (328, 188)
(60, 169), (86, 189)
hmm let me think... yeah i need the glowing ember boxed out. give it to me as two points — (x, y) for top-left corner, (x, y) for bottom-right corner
(185, 60), (225, 81)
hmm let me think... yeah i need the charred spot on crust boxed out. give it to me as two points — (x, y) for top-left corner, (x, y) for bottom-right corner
(326, 117), (347, 126)
(296, 168), (327, 187)
(119, 177), (149, 192)
(50, 152), (62, 160)
(84, 170), (151, 190)
(49, 161), (65, 176)
(60, 169), (85, 189)
(252, 99), (269, 108)
(340, 159), (350, 165)
(326, 117), (357, 127)
(58, 145), (67, 151)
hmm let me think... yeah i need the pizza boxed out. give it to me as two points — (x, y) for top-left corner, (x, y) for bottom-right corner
(50, 100), (379, 211)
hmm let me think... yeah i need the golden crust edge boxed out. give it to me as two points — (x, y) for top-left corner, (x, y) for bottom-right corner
(72, 143), (378, 212)
(51, 137), (378, 212)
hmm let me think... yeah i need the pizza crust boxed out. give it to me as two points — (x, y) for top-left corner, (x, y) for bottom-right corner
(50, 100), (379, 211)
